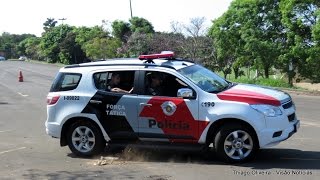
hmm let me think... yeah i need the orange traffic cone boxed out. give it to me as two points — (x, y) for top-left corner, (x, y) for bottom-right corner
(18, 70), (24, 82)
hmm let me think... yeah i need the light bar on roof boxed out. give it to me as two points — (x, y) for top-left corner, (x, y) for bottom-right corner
(138, 51), (175, 60)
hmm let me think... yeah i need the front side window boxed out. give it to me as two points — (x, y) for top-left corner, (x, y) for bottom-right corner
(93, 71), (135, 94)
(143, 71), (189, 97)
(50, 73), (82, 92)
(178, 65), (230, 93)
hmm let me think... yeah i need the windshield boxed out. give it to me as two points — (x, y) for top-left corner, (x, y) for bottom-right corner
(178, 65), (230, 93)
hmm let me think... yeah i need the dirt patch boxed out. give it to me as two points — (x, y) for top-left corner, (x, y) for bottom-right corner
(89, 146), (203, 167)
(280, 88), (320, 96)
(276, 82), (320, 96)
(118, 147), (156, 162)
(294, 82), (320, 91)
(92, 156), (128, 166)
(91, 147), (156, 166)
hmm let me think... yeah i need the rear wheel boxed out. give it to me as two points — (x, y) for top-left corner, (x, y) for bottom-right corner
(214, 123), (258, 163)
(67, 121), (105, 157)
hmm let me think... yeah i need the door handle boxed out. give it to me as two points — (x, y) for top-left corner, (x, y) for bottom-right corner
(140, 103), (152, 107)
(90, 100), (102, 104)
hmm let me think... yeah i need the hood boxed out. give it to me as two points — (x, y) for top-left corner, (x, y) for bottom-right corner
(217, 84), (290, 106)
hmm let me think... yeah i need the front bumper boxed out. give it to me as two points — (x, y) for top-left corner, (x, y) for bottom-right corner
(258, 120), (300, 148)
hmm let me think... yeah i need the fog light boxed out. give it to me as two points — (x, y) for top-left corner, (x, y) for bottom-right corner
(273, 131), (282, 138)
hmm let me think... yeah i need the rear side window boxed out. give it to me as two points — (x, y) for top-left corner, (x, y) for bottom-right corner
(93, 71), (135, 93)
(50, 73), (82, 92)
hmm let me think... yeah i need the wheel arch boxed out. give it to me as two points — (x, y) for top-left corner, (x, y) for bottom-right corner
(205, 118), (260, 148)
(60, 116), (107, 146)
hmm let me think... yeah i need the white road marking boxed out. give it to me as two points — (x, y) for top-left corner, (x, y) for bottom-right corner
(0, 147), (26, 155)
(0, 130), (13, 133)
(17, 92), (28, 97)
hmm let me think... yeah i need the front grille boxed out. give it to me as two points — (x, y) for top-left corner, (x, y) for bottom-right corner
(282, 100), (293, 109)
(288, 113), (296, 122)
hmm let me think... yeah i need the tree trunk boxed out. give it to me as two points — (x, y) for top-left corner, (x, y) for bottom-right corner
(264, 66), (269, 79)
(224, 71), (227, 79)
(233, 67), (239, 79)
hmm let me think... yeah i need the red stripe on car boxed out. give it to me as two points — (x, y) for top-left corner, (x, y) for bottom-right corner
(217, 89), (281, 106)
(139, 97), (209, 143)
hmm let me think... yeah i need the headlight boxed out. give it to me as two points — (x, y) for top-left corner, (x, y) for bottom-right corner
(251, 104), (282, 117)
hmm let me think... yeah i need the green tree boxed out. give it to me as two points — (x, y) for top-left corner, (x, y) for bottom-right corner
(210, 0), (285, 79)
(209, 5), (243, 79)
(73, 26), (108, 47)
(0, 32), (35, 59)
(18, 37), (41, 60)
(129, 17), (155, 34)
(280, 0), (320, 83)
(40, 25), (74, 63)
(43, 18), (58, 32)
(59, 32), (87, 64)
(84, 37), (121, 60)
(73, 26), (111, 61)
(111, 20), (131, 42)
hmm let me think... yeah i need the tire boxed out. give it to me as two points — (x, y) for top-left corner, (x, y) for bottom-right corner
(213, 123), (258, 163)
(67, 121), (105, 157)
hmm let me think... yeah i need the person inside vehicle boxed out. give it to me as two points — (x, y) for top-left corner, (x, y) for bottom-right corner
(146, 73), (164, 96)
(107, 73), (133, 93)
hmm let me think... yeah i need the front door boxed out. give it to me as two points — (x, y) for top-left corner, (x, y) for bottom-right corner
(137, 71), (200, 143)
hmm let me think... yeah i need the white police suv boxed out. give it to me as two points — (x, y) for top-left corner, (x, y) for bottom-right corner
(46, 52), (300, 162)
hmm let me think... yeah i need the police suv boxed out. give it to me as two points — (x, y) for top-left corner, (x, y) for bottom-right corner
(46, 52), (300, 162)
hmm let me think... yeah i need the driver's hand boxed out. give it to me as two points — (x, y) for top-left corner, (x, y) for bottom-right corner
(111, 88), (120, 92)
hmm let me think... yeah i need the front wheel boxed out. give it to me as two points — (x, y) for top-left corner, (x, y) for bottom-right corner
(67, 121), (105, 157)
(214, 123), (258, 163)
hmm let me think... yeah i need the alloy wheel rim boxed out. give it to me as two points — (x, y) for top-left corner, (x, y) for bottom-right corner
(72, 126), (95, 153)
(223, 130), (253, 160)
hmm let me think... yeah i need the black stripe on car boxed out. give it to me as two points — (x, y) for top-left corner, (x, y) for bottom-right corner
(81, 91), (138, 142)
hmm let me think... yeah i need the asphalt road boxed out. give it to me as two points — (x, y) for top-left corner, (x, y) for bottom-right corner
(0, 60), (319, 180)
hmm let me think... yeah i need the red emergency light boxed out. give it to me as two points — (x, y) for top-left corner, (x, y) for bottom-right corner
(138, 51), (175, 60)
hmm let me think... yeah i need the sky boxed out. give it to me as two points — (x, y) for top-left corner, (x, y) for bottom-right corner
(0, 0), (232, 37)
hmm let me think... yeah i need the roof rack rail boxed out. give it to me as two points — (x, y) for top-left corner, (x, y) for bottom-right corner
(64, 63), (176, 70)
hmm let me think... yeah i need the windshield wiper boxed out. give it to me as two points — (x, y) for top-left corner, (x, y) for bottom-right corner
(210, 82), (236, 93)
(224, 82), (236, 90)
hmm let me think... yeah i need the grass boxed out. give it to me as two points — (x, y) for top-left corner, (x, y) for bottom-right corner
(214, 68), (297, 89)
(215, 70), (296, 89)
(228, 77), (293, 88)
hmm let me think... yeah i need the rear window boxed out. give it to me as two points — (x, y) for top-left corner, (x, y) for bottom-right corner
(50, 73), (82, 92)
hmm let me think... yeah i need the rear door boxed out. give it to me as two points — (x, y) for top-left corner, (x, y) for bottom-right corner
(81, 70), (139, 142)
(137, 70), (201, 143)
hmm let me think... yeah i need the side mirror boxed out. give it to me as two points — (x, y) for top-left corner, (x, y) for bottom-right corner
(177, 88), (194, 98)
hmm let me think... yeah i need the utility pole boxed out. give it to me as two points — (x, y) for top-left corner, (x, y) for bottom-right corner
(288, 60), (293, 87)
(129, 0), (133, 18)
(58, 18), (67, 24)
